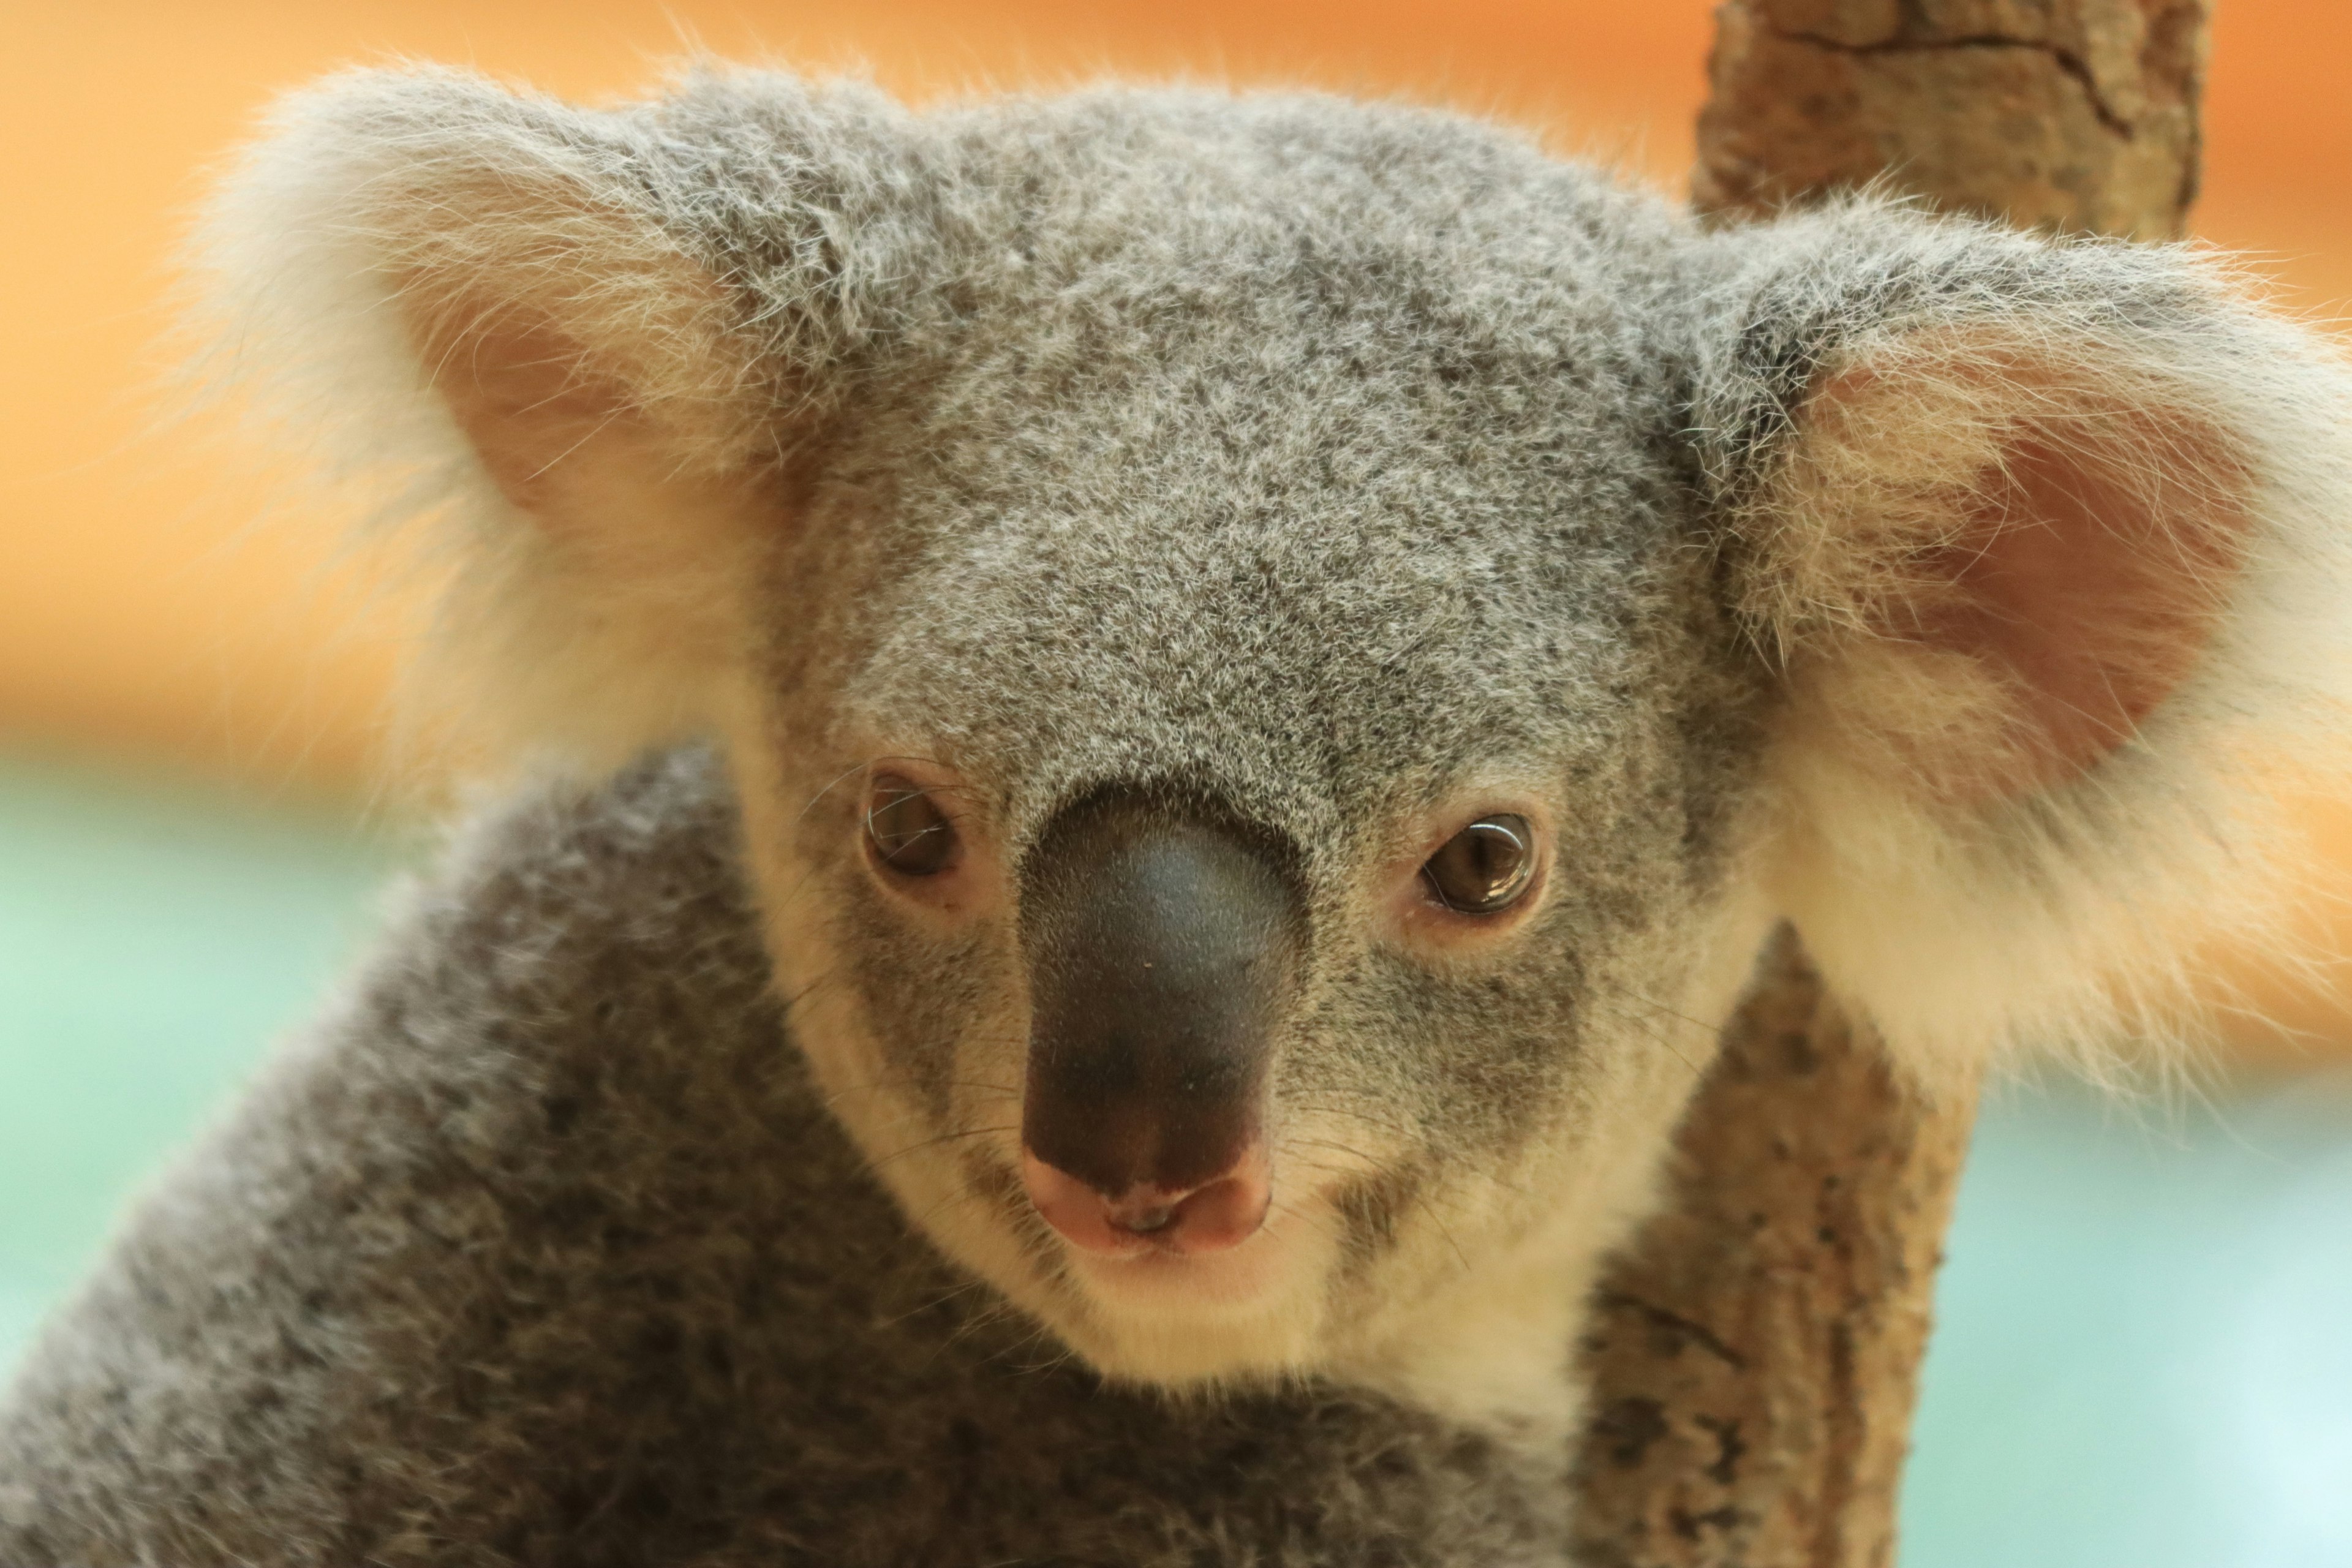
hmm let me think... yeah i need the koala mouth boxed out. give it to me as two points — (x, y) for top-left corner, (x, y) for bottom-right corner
(1019, 1144), (1276, 1259)
(1014, 786), (1301, 1264)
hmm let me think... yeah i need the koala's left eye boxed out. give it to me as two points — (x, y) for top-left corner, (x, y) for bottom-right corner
(1421, 815), (1537, 914)
(866, 776), (960, 877)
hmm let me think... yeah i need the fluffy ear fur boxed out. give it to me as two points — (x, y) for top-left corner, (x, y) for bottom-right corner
(1694, 202), (2352, 1081)
(190, 66), (905, 765)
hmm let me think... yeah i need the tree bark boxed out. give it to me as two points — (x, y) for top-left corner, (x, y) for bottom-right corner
(1570, 932), (1977, 1568)
(1569, 5), (2211, 1564)
(1693, 0), (2207, 239)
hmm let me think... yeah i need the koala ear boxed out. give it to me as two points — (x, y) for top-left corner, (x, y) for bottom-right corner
(1695, 203), (2352, 1077)
(192, 66), (900, 764)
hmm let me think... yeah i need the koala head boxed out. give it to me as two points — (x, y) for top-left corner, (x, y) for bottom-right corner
(200, 66), (2352, 1410)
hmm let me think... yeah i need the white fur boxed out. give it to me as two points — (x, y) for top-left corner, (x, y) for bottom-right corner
(187, 65), (794, 772)
(1706, 221), (2352, 1087)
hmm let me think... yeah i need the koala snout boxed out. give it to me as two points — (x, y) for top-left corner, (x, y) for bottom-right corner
(1017, 791), (1300, 1256)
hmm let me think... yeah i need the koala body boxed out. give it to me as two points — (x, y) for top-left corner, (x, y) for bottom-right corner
(5, 62), (2351, 1564)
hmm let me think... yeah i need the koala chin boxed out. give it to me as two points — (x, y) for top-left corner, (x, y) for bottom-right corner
(6, 59), (2352, 1566)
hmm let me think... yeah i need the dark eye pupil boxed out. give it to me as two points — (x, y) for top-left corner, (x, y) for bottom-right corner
(867, 775), (959, 876)
(1421, 815), (1535, 914)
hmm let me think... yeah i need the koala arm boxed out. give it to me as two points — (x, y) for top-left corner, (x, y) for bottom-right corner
(0, 749), (1579, 1568)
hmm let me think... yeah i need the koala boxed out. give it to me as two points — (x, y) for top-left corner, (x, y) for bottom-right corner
(4, 60), (2350, 1566)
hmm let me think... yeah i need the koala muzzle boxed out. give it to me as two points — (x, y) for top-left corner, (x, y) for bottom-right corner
(1017, 791), (1298, 1257)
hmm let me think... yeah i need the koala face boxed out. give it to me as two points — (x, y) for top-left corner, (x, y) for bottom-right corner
(203, 67), (2352, 1411)
(722, 189), (1774, 1385)
(674, 102), (1777, 1388)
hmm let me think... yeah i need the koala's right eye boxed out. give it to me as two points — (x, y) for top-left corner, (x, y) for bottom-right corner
(865, 775), (960, 877)
(1420, 814), (1537, 914)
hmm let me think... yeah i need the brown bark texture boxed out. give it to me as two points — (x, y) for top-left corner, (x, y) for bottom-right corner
(1693, 0), (2208, 238)
(1570, 933), (1978, 1568)
(1569, 5), (2210, 1565)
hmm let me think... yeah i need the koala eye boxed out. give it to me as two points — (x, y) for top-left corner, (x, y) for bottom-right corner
(1420, 815), (1537, 914)
(865, 775), (960, 877)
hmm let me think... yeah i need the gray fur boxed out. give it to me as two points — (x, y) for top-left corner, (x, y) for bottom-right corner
(7, 62), (2351, 1562)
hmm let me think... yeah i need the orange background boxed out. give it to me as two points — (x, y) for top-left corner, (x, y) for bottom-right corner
(6, 0), (2352, 1054)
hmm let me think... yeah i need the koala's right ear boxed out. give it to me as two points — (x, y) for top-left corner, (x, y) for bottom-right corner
(194, 67), (905, 763)
(1689, 200), (2352, 1081)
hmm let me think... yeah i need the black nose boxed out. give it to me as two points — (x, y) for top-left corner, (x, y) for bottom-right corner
(1018, 790), (1302, 1200)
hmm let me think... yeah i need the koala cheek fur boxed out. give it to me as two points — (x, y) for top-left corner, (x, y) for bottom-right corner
(4, 57), (2350, 1564)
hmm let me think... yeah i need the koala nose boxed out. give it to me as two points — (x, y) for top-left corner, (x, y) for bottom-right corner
(1017, 790), (1300, 1256)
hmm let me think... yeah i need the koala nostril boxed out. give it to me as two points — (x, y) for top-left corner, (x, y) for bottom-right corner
(1021, 1148), (1271, 1258)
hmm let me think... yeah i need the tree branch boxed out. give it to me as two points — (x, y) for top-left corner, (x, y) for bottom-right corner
(1570, 5), (2211, 1562)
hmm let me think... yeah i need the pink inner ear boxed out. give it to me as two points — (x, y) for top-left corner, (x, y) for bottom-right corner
(424, 311), (641, 522)
(1921, 419), (2252, 791)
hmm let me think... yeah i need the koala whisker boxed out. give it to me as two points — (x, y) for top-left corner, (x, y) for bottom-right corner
(1587, 973), (1722, 1041)
(1284, 1134), (1384, 1169)
(874, 1275), (997, 1333)
(1583, 978), (1718, 1076)
(1284, 1096), (1420, 1143)
(859, 760), (994, 809)
(819, 1074), (1022, 1110)
(777, 968), (840, 1015)
(1608, 1012), (1709, 1078)
(790, 760), (875, 829)
(908, 1257), (1065, 1374)
(915, 1287), (1034, 1374)
(981, 1317), (1084, 1380)
(1413, 1195), (1476, 1275)
(904, 1182), (998, 1245)
(758, 861), (840, 924)
(867, 1123), (1022, 1175)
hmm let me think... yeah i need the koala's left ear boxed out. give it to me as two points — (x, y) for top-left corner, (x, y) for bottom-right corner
(192, 66), (913, 763)
(1693, 203), (2352, 1076)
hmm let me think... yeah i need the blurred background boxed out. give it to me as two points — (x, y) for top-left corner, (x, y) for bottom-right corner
(1, 2), (2346, 1561)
